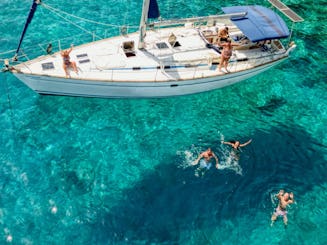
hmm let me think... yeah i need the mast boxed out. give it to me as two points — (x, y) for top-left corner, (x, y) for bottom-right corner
(14, 0), (41, 61)
(138, 0), (150, 49)
(138, 0), (160, 49)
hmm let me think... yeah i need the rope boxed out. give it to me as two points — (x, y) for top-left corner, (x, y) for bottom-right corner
(0, 49), (18, 57)
(41, 3), (103, 41)
(41, 2), (139, 29)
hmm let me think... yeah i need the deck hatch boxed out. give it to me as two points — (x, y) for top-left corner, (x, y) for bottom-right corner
(76, 53), (88, 58)
(171, 41), (181, 48)
(122, 41), (136, 57)
(156, 42), (169, 49)
(79, 59), (90, 64)
(41, 62), (55, 70)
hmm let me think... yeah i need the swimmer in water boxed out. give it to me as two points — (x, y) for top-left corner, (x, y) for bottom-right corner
(222, 139), (252, 150)
(222, 139), (252, 160)
(192, 148), (219, 169)
(271, 190), (294, 226)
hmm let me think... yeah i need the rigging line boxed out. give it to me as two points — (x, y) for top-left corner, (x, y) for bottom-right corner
(41, 4), (103, 41)
(41, 2), (139, 29)
(0, 49), (17, 57)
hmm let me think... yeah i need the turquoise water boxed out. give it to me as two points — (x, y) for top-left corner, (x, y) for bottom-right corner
(0, 0), (326, 244)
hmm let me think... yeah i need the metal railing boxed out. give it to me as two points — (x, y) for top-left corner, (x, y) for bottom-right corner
(0, 24), (139, 66)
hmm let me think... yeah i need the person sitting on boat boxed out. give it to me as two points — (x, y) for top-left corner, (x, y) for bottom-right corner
(61, 44), (78, 77)
(192, 148), (219, 170)
(217, 38), (239, 73)
(271, 190), (295, 226)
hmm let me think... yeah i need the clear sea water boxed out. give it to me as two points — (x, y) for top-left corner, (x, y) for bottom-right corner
(0, 0), (326, 244)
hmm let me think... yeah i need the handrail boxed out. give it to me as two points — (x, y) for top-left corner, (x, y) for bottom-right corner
(9, 48), (289, 82)
(0, 23), (139, 64)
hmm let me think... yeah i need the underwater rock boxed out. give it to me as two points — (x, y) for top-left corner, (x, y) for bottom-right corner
(257, 97), (287, 115)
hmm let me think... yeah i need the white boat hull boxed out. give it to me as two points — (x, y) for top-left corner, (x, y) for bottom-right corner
(13, 58), (285, 98)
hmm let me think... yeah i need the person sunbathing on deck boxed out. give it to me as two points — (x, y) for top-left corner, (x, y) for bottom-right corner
(61, 44), (78, 77)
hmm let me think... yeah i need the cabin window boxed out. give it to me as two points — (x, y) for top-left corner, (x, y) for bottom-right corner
(76, 53), (90, 64)
(156, 42), (169, 49)
(76, 53), (88, 58)
(79, 59), (90, 64)
(41, 62), (55, 70)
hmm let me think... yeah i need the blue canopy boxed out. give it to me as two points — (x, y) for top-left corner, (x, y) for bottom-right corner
(222, 5), (290, 42)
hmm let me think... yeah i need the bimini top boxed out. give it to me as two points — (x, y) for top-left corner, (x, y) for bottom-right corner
(222, 5), (290, 42)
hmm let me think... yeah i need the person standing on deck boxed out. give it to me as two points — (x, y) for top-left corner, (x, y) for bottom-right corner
(217, 38), (239, 73)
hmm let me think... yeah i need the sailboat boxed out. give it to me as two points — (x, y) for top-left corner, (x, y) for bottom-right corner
(2, 0), (303, 98)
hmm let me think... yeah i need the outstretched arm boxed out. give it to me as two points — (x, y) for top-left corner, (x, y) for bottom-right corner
(61, 45), (73, 56)
(222, 141), (233, 146)
(192, 153), (203, 166)
(213, 152), (219, 169)
(240, 139), (252, 147)
(288, 192), (294, 204)
(67, 46), (73, 54)
(276, 189), (284, 199)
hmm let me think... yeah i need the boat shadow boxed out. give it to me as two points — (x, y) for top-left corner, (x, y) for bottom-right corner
(92, 124), (325, 244)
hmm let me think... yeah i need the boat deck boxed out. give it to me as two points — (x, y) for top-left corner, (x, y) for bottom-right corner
(13, 24), (288, 83)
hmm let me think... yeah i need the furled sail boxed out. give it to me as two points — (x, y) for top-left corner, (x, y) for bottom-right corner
(148, 0), (160, 19)
(14, 0), (41, 60)
(138, 0), (160, 49)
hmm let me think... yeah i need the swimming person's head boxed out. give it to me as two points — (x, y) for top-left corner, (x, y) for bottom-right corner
(283, 192), (290, 200)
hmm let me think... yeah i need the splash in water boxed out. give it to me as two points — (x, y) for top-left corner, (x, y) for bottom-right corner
(178, 142), (243, 176)
(176, 145), (199, 169)
(218, 147), (243, 175)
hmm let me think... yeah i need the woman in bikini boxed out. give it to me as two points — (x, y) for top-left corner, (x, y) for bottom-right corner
(222, 139), (252, 150)
(61, 45), (78, 77)
(222, 139), (252, 160)
(217, 38), (239, 73)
